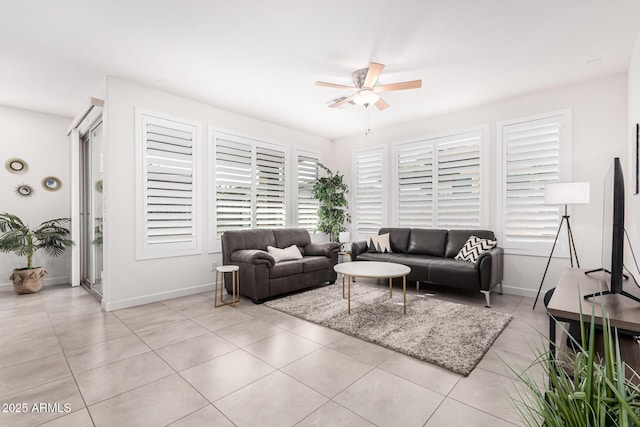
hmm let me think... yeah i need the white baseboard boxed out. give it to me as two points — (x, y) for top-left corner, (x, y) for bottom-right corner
(500, 283), (547, 299)
(103, 282), (215, 311)
(0, 276), (71, 292)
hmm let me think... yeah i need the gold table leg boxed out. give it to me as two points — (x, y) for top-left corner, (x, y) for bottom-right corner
(348, 274), (351, 315)
(389, 277), (392, 298)
(342, 274), (345, 298)
(403, 275), (407, 315)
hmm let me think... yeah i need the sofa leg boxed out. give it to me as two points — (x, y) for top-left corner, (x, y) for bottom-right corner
(416, 281), (420, 290)
(329, 280), (336, 285)
(480, 290), (491, 308)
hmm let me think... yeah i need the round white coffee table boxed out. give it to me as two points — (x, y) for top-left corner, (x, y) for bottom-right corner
(334, 261), (411, 315)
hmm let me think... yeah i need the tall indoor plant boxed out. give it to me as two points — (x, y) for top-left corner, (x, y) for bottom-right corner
(312, 163), (350, 242)
(0, 212), (74, 294)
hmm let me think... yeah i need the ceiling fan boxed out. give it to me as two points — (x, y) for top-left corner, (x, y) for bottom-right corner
(315, 62), (421, 110)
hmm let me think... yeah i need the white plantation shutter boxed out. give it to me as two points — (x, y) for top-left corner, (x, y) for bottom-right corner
(136, 111), (200, 259)
(394, 129), (485, 229)
(436, 133), (482, 228)
(255, 146), (286, 228)
(396, 143), (434, 227)
(498, 111), (571, 255)
(209, 131), (290, 251)
(354, 147), (385, 236)
(214, 138), (252, 237)
(297, 154), (320, 232)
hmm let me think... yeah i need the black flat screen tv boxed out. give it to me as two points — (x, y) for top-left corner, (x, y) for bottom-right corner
(584, 157), (640, 304)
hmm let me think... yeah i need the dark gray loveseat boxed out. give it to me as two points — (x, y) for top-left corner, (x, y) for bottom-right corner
(352, 228), (504, 307)
(221, 228), (340, 303)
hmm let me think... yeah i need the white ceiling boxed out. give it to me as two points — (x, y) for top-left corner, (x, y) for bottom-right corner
(1, 1), (639, 140)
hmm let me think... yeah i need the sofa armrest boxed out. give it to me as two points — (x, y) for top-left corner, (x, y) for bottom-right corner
(304, 242), (340, 257)
(230, 249), (275, 268)
(350, 241), (368, 260)
(476, 247), (504, 291)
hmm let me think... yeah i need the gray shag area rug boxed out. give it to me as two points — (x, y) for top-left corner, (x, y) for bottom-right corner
(265, 284), (512, 376)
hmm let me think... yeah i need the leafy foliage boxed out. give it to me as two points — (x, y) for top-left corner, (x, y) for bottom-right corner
(312, 163), (350, 242)
(0, 213), (74, 269)
(509, 301), (640, 427)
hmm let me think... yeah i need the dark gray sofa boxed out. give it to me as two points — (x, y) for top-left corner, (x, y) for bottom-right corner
(352, 228), (504, 307)
(221, 228), (340, 303)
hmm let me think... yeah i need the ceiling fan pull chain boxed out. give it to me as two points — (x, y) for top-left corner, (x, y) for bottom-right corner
(365, 104), (371, 136)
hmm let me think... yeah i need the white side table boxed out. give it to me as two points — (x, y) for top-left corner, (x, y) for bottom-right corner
(215, 265), (240, 308)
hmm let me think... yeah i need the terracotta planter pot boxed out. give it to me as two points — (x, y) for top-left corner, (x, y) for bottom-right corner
(10, 267), (47, 294)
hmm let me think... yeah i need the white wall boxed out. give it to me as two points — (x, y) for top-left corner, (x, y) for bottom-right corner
(103, 77), (333, 310)
(626, 28), (640, 279)
(0, 105), (72, 290)
(333, 74), (628, 297)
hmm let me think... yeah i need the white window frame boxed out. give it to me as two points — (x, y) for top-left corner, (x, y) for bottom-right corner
(294, 149), (323, 233)
(135, 108), (202, 260)
(496, 109), (572, 257)
(352, 145), (388, 242)
(208, 128), (290, 252)
(392, 126), (489, 229)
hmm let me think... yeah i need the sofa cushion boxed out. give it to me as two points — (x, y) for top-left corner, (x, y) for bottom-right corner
(407, 229), (447, 257)
(455, 236), (497, 263)
(379, 228), (411, 253)
(222, 229), (276, 254)
(445, 230), (496, 258)
(273, 228), (311, 249)
(267, 245), (303, 263)
(367, 233), (393, 253)
(300, 256), (331, 273)
(357, 252), (395, 262)
(269, 260), (303, 279)
(428, 258), (479, 289)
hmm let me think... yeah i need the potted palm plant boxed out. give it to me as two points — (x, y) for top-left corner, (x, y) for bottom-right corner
(0, 213), (74, 294)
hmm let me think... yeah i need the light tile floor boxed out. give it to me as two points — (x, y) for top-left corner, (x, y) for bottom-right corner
(0, 280), (553, 427)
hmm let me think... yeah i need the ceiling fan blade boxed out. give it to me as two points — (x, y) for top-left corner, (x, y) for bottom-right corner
(373, 80), (422, 92)
(329, 94), (358, 108)
(363, 62), (385, 88)
(375, 97), (389, 110)
(315, 81), (356, 90)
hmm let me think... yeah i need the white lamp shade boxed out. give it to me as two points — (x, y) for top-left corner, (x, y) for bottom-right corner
(339, 232), (351, 243)
(544, 182), (590, 205)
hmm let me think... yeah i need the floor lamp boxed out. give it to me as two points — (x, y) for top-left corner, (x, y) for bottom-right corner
(532, 182), (590, 310)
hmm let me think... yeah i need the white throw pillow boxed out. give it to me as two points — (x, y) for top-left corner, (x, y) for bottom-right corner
(267, 245), (303, 263)
(455, 235), (497, 263)
(367, 233), (393, 253)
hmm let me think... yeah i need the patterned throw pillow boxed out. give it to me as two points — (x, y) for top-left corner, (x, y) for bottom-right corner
(367, 233), (393, 253)
(455, 235), (497, 263)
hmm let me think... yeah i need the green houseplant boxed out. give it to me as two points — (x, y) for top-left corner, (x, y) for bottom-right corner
(312, 163), (350, 243)
(510, 303), (640, 426)
(0, 212), (74, 294)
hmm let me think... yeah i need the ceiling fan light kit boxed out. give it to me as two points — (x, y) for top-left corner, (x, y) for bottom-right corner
(315, 61), (422, 111)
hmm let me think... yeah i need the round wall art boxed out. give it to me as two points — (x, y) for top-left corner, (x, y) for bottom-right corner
(42, 176), (62, 191)
(5, 158), (28, 174)
(16, 184), (34, 198)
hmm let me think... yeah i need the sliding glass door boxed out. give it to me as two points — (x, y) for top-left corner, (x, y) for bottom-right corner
(80, 119), (104, 297)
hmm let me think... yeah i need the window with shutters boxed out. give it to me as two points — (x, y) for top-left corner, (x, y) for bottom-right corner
(394, 128), (487, 229)
(209, 131), (288, 251)
(296, 152), (321, 232)
(135, 110), (201, 259)
(353, 146), (386, 239)
(496, 110), (572, 256)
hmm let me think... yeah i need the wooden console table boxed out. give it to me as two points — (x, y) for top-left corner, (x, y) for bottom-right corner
(546, 268), (640, 381)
